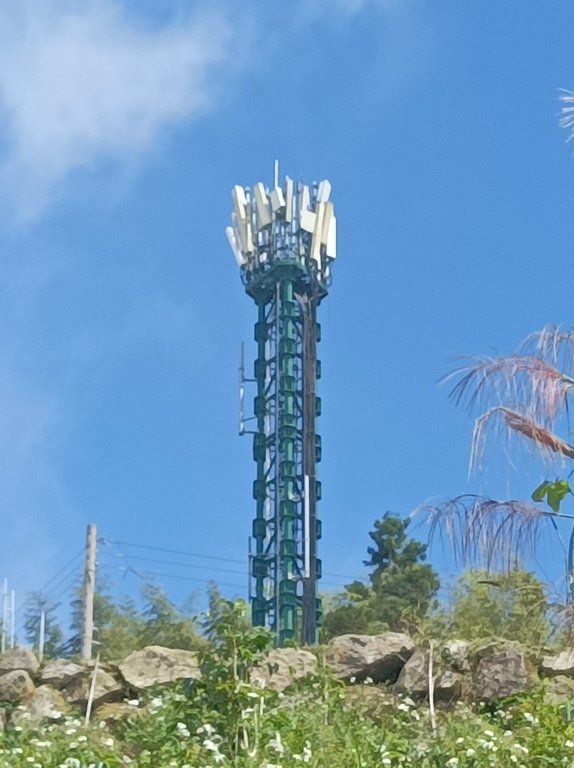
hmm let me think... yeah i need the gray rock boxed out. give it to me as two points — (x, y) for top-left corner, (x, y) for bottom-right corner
(442, 640), (471, 673)
(541, 649), (574, 678)
(250, 648), (317, 692)
(472, 642), (536, 700)
(394, 649), (463, 702)
(434, 669), (464, 702)
(40, 659), (85, 689)
(326, 633), (415, 683)
(94, 701), (142, 725)
(0, 670), (35, 702)
(544, 675), (574, 705)
(11, 685), (69, 727)
(0, 648), (39, 676)
(394, 649), (430, 697)
(118, 646), (200, 692)
(65, 668), (123, 708)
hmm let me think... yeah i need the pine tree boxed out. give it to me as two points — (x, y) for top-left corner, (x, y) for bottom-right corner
(24, 591), (63, 658)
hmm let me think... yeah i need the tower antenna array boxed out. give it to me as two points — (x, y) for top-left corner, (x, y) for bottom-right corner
(226, 164), (336, 645)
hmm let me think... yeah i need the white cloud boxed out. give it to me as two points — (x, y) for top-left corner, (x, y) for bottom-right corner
(0, 1), (232, 219)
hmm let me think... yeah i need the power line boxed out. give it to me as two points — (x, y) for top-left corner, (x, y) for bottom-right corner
(100, 539), (245, 565)
(99, 563), (244, 591)
(99, 537), (366, 581)
(99, 552), (247, 577)
(15, 550), (84, 620)
(41, 550), (85, 591)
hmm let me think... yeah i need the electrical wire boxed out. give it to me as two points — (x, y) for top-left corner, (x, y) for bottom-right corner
(99, 552), (247, 577)
(99, 538), (245, 565)
(99, 537), (367, 582)
(99, 563), (244, 591)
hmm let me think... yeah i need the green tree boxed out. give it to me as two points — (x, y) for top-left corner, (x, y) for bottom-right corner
(24, 591), (63, 658)
(66, 576), (144, 661)
(449, 569), (550, 647)
(139, 583), (207, 652)
(322, 513), (440, 640)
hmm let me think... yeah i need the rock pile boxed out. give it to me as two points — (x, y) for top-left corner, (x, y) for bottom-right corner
(0, 633), (572, 730)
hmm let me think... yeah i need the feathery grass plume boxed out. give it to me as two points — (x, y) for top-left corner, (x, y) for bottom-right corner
(559, 89), (574, 143)
(470, 406), (574, 474)
(419, 495), (548, 571)
(444, 327), (574, 475)
(521, 323), (574, 379)
(445, 355), (574, 426)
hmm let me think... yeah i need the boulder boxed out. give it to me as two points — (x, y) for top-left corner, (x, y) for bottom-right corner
(65, 668), (123, 709)
(472, 642), (536, 700)
(94, 701), (142, 726)
(544, 675), (574, 705)
(250, 648), (317, 692)
(11, 685), (69, 727)
(326, 633), (415, 683)
(118, 646), (200, 692)
(40, 660), (85, 689)
(394, 649), (429, 697)
(0, 670), (35, 702)
(0, 647), (39, 676)
(442, 640), (471, 673)
(394, 649), (463, 701)
(541, 649), (574, 678)
(434, 669), (465, 702)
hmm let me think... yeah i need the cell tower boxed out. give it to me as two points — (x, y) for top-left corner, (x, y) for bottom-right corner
(226, 163), (336, 645)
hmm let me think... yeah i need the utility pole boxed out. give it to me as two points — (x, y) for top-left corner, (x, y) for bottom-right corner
(81, 523), (97, 661)
(38, 611), (46, 662)
(1, 579), (7, 653)
(9, 590), (15, 649)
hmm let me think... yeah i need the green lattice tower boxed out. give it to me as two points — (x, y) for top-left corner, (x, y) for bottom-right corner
(226, 170), (336, 645)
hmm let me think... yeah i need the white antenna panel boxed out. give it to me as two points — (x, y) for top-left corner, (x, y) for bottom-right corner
(233, 212), (253, 255)
(232, 186), (247, 222)
(310, 202), (325, 264)
(226, 226), (246, 266)
(326, 214), (336, 259)
(320, 202), (333, 246)
(317, 180), (331, 203)
(284, 177), (294, 222)
(254, 183), (272, 229)
(270, 187), (286, 213)
(299, 185), (316, 234)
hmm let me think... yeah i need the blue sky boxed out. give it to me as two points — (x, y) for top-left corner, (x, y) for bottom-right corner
(2, 0), (574, 629)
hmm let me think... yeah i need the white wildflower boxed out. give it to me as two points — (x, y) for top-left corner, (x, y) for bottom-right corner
(268, 732), (285, 756)
(466, 749), (475, 757)
(446, 759), (458, 768)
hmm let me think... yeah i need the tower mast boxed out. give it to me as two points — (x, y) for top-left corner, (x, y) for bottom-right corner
(226, 167), (336, 644)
